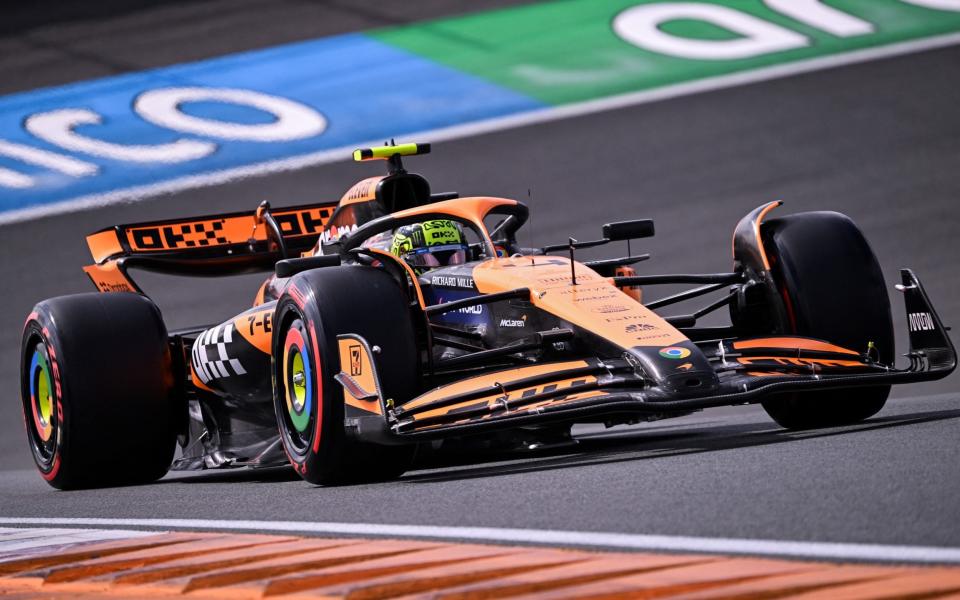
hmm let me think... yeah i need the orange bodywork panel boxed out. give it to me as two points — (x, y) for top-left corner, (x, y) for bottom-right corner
(390, 196), (516, 223)
(118, 204), (334, 255)
(337, 336), (384, 416)
(413, 376), (600, 423)
(252, 280), (270, 307)
(752, 201), (782, 271)
(387, 196), (516, 250)
(86, 229), (125, 264)
(234, 307), (274, 355)
(614, 265), (642, 303)
(732, 200), (782, 271)
(737, 356), (864, 368)
(405, 360), (590, 411)
(403, 360), (596, 427)
(82, 261), (138, 293)
(339, 176), (383, 205)
(473, 256), (685, 350)
(412, 389), (612, 432)
(733, 337), (859, 355)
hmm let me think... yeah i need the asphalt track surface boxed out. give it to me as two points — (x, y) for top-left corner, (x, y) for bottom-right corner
(1, 1), (958, 554)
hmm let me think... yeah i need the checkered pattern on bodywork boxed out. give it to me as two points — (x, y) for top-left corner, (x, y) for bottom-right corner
(192, 323), (247, 384)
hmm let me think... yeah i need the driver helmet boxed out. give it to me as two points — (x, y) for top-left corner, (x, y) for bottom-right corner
(390, 219), (468, 274)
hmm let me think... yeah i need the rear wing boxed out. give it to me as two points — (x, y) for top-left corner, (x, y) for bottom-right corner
(83, 201), (338, 293)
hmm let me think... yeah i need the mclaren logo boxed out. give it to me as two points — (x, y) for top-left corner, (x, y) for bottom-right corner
(908, 312), (936, 332)
(499, 315), (527, 328)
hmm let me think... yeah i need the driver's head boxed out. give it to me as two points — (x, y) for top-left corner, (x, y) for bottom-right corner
(390, 219), (468, 274)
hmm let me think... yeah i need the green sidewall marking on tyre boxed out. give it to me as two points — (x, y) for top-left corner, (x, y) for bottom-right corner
(291, 351), (306, 409)
(373, 0), (960, 105)
(283, 326), (313, 434)
(29, 346), (54, 442)
(35, 352), (52, 424)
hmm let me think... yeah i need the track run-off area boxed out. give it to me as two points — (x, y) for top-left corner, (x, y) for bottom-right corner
(1, 1), (959, 597)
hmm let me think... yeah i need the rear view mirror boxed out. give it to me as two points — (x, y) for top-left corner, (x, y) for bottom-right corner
(603, 219), (655, 241)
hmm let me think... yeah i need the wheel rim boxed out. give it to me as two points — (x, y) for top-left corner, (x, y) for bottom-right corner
(281, 321), (313, 452)
(25, 339), (58, 465)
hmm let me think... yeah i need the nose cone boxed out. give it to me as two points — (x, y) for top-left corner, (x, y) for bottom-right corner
(629, 342), (719, 396)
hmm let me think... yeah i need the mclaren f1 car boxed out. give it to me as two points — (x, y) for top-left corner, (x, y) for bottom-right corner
(20, 142), (956, 488)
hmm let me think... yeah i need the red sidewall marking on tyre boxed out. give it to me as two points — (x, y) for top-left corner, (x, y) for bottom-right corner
(309, 321), (323, 454)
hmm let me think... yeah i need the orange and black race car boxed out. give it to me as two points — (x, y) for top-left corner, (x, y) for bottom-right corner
(20, 143), (956, 488)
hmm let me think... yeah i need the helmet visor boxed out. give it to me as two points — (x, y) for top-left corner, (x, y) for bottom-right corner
(402, 244), (467, 269)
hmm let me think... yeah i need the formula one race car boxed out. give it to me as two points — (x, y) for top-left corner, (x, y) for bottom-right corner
(20, 143), (956, 489)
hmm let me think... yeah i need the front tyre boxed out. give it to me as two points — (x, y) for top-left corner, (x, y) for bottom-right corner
(759, 212), (895, 429)
(272, 267), (418, 485)
(20, 293), (177, 489)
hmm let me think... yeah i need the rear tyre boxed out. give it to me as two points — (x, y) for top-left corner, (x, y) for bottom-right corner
(272, 266), (418, 485)
(20, 293), (177, 489)
(759, 212), (894, 429)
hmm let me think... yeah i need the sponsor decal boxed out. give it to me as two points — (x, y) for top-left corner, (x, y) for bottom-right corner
(676, 362), (694, 371)
(436, 295), (485, 315)
(634, 332), (673, 342)
(604, 314), (651, 323)
(908, 312), (936, 332)
(625, 323), (657, 333)
(349, 344), (362, 376)
(94, 281), (135, 293)
(431, 275), (475, 289)
(245, 311), (273, 336)
(499, 315), (527, 328)
(272, 208), (330, 236)
(192, 323), (248, 384)
(566, 290), (619, 302)
(125, 207), (332, 252)
(422, 219), (463, 244)
(537, 274), (596, 285)
(129, 220), (228, 251)
(345, 179), (376, 201)
(590, 303), (631, 314)
(659, 346), (691, 360)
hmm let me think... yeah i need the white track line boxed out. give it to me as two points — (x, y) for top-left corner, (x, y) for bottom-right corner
(0, 527), (157, 562)
(0, 517), (958, 564)
(2, 31), (960, 227)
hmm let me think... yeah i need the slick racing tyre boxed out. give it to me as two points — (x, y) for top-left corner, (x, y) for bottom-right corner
(20, 293), (177, 489)
(272, 266), (418, 485)
(759, 211), (895, 429)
